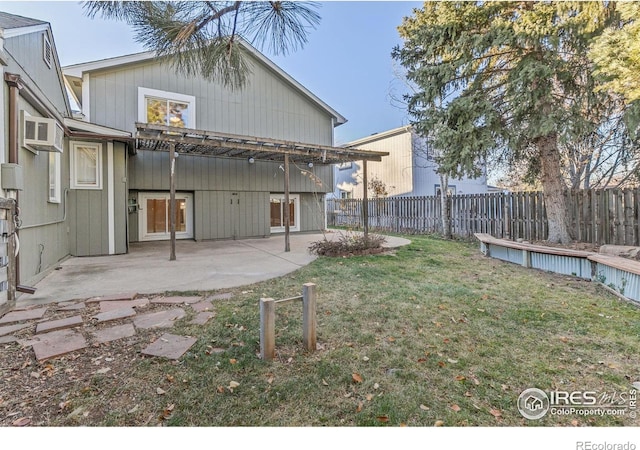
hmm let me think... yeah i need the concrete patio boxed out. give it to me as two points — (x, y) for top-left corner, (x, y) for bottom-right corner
(19, 231), (411, 307)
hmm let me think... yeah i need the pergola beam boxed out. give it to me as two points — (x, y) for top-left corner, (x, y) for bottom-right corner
(135, 124), (388, 163)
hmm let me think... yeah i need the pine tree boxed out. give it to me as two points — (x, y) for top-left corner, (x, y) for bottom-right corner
(392, 1), (617, 244)
(83, 1), (320, 90)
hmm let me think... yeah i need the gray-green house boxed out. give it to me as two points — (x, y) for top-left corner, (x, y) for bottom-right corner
(61, 46), (357, 247)
(1, 11), (386, 296)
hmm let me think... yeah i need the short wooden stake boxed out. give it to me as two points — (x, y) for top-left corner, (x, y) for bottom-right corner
(302, 283), (317, 352)
(260, 298), (276, 361)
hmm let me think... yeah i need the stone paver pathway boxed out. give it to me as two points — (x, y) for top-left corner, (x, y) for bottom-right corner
(0, 291), (234, 362)
(141, 333), (197, 360)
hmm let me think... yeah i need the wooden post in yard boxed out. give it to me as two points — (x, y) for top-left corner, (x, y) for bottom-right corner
(284, 153), (291, 252)
(302, 283), (317, 352)
(260, 298), (276, 361)
(169, 143), (177, 261)
(362, 160), (369, 239)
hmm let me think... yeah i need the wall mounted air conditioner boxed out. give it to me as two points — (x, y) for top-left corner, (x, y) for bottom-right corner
(21, 110), (64, 153)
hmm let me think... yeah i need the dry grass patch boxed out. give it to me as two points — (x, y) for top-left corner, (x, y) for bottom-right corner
(1, 235), (638, 426)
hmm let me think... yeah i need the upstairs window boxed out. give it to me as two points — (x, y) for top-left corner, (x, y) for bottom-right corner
(138, 87), (195, 128)
(43, 33), (52, 69)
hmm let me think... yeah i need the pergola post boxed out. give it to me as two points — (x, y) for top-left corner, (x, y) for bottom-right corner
(169, 143), (177, 261)
(362, 159), (369, 239)
(283, 153), (291, 252)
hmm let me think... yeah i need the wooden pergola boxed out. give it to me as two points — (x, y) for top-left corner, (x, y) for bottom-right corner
(135, 123), (388, 260)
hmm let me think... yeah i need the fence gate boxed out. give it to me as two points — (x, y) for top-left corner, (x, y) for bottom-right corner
(0, 198), (17, 316)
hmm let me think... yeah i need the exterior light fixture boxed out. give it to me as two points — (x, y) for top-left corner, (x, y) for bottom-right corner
(248, 157), (255, 164)
(307, 162), (314, 168)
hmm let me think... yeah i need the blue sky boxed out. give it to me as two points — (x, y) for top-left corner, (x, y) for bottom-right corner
(0, 0), (422, 144)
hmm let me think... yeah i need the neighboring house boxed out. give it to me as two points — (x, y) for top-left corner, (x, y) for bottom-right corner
(333, 126), (488, 198)
(1, 11), (385, 290)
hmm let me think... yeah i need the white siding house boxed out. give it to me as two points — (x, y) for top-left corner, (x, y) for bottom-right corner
(333, 126), (488, 198)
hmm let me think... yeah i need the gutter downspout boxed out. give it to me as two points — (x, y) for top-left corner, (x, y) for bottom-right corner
(5, 73), (23, 286)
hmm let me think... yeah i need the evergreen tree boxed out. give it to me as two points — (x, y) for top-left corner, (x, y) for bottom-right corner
(83, 1), (320, 90)
(590, 2), (640, 104)
(392, 1), (616, 244)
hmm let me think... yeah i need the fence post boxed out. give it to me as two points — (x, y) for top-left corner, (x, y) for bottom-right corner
(260, 298), (276, 361)
(302, 283), (317, 353)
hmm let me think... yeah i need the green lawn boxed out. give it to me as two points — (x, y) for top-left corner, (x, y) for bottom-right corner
(14, 235), (640, 426)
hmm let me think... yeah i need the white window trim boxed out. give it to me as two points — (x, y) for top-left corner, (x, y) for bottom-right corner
(270, 194), (300, 233)
(139, 192), (193, 241)
(48, 152), (61, 203)
(70, 141), (102, 190)
(137, 87), (196, 127)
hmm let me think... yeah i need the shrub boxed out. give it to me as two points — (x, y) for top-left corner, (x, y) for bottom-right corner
(309, 232), (387, 257)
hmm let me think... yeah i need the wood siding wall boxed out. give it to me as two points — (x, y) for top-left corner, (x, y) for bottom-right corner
(128, 151), (330, 242)
(4, 31), (69, 116)
(68, 142), (128, 256)
(14, 99), (70, 286)
(129, 151), (332, 193)
(88, 55), (333, 145)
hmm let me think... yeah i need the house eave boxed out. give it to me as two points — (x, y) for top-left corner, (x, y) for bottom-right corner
(62, 40), (347, 126)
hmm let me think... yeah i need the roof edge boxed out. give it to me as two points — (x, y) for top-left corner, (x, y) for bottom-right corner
(62, 40), (347, 126)
(343, 125), (412, 147)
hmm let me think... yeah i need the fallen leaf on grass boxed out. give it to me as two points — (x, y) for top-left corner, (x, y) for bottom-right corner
(434, 420), (444, 426)
(267, 377), (274, 384)
(362, 356), (370, 362)
(447, 358), (458, 364)
(559, 337), (569, 343)
(356, 402), (363, 413)
(571, 419), (579, 426)
(437, 361), (446, 368)
(376, 415), (389, 423)
(366, 394), (374, 401)
(417, 358), (427, 363)
(450, 404), (461, 412)
(228, 381), (240, 390)
(455, 375), (466, 381)
(443, 338), (450, 344)
(420, 404), (430, 411)
(229, 359), (238, 365)
(166, 374), (175, 383)
(373, 383), (380, 390)
(216, 386), (225, 393)
(12, 417), (31, 426)
(387, 337), (395, 343)
(489, 409), (502, 419)
(59, 400), (71, 411)
(322, 379), (329, 386)
(156, 387), (166, 395)
(352, 373), (363, 383)
(160, 404), (175, 421)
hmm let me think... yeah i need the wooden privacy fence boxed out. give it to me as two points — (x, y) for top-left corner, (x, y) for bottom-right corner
(260, 283), (317, 361)
(327, 188), (640, 246)
(0, 198), (17, 316)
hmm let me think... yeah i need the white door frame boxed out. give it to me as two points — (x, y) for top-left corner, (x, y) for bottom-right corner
(270, 193), (300, 233)
(139, 192), (193, 241)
